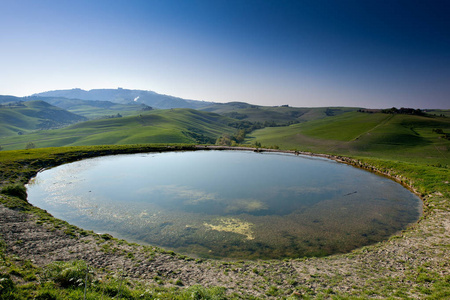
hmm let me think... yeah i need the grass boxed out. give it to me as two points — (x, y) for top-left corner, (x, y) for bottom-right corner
(298, 111), (391, 141)
(0, 100), (86, 137)
(248, 111), (450, 166)
(39, 97), (149, 119)
(0, 109), (236, 150)
(201, 104), (357, 125)
(0, 258), (230, 300)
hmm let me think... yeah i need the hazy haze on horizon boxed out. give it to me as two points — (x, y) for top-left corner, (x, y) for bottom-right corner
(1, 0), (449, 109)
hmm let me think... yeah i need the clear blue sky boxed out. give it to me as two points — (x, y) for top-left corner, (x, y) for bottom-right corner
(1, 0), (449, 108)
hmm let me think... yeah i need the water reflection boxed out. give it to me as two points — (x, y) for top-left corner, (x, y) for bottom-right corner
(27, 151), (421, 259)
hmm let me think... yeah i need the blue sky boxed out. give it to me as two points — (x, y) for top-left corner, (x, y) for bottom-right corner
(1, 0), (449, 108)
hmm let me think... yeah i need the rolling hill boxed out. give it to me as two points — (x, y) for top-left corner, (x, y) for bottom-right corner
(201, 102), (358, 125)
(0, 100), (87, 137)
(26, 96), (152, 119)
(2, 91), (448, 167)
(248, 111), (450, 165)
(0, 95), (22, 104)
(32, 88), (214, 109)
(0, 108), (237, 150)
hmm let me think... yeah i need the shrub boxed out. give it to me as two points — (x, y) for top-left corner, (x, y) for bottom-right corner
(25, 142), (36, 149)
(0, 184), (27, 201)
(0, 273), (16, 299)
(180, 285), (227, 300)
(34, 290), (58, 300)
(100, 233), (113, 240)
(44, 260), (92, 288)
(100, 277), (132, 298)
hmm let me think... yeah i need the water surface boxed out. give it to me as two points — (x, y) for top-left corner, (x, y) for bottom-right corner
(27, 151), (421, 259)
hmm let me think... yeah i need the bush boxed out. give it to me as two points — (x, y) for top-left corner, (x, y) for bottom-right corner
(0, 273), (16, 300)
(0, 184), (27, 201)
(44, 260), (92, 288)
(100, 233), (113, 240)
(25, 142), (36, 149)
(180, 285), (227, 300)
(97, 276), (132, 299)
(34, 290), (58, 300)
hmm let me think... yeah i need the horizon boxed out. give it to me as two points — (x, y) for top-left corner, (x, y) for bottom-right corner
(1, 86), (448, 110)
(1, 1), (449, 109)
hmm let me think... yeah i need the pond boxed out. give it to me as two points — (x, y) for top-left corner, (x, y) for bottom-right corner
(26, 150), (422, 259)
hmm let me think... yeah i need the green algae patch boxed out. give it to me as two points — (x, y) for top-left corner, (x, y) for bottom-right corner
(204, 218), (255, 240)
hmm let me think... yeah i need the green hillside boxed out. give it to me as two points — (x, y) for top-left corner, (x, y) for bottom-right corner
(202, 102), (358, 124)
(0, 101), (86, 137)
(27, 96), (151, 119)
(248, 111), (450, 165)
(0, 109), (236, 150)
(0, 95), (21, 104)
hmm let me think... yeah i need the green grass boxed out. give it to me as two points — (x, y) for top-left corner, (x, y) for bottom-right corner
(0, 255), (229, 300)
(35, 97), (148, 119)
(0, 101), (86, 138)
(66, 105), (142, 119)
(202, 103), (358, 124)
(299, 111), (391, 141)
(248, 112), (450, 166)
(0, 109), (236, 150)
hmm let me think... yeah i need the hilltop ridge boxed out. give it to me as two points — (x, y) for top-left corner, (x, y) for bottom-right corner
(32, 88), (215, 109)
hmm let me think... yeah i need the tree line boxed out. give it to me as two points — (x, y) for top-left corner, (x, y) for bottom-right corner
(381, 107), (425, 116)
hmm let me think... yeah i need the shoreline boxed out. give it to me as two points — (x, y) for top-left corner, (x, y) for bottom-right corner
(1, 145), (448, 298)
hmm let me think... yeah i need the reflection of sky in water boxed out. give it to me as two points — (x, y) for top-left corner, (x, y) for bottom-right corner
(26, 151), (422, 259)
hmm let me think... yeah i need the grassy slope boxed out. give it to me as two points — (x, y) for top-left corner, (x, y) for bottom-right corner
(0, 109), (236, 150)
(62, 104), (144, 119)
(426, 109), (450, 117)
(0, 101), (86, 137)
(249, 111), (450, 165)
(32, 97), (148, 119)
(0, 108), (37, 137)
(202, 103), (358, 124)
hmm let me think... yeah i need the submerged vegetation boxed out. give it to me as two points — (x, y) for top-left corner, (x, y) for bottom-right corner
(204, 218), (255, 241)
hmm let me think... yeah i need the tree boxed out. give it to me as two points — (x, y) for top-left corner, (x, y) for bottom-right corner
(25, 142), (36, 149)
(216, 134), (232, 146)
(234, 129), (246, 143)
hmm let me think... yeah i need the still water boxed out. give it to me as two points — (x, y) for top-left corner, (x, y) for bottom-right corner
(27, 151), (421, 259)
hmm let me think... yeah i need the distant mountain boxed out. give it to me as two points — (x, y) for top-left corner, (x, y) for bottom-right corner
(0, 100), (87, 137)
(32, 88), (215, 109)
(26, 96), (151, 119)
